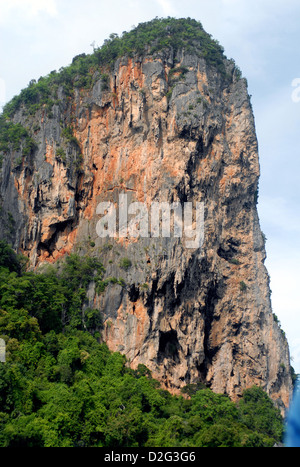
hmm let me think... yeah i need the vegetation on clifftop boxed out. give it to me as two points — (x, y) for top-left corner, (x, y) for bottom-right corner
(0, 18), (287, 447)
(0, 17), (227, 122)
(93, 17), (226, 69)
(0, 242), (285, 447)
(0, 17), (232, 170)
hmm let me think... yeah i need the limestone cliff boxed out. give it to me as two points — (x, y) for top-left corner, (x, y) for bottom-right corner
(0, 18), (292, 411)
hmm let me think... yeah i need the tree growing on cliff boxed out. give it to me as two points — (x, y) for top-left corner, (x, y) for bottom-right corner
(0, 242), (285, 447)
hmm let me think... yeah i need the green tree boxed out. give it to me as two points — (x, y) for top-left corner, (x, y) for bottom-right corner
(0, 242), (285, 447)
(237, 386), (283, 442)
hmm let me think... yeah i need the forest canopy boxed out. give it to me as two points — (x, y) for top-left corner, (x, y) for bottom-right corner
(1, 17), (228, 121)
(0, 242), (285, 447)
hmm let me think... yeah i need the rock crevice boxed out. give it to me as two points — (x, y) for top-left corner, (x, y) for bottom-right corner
(0, 35), (292, 410)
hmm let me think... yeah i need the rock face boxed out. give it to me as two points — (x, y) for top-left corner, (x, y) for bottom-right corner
(0, 22), (292, 411)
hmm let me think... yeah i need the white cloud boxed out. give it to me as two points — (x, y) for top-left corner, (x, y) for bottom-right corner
(268, 260), (300, 372)
(0, 0), (58, 22)
(259, 196), (300, 235)
(290, 338), (300, 373)
(259, 195), (300, 371)
(155, 0), (177, 16)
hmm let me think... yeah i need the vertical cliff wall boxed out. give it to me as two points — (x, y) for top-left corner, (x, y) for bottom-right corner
(0, 18), (292, 411)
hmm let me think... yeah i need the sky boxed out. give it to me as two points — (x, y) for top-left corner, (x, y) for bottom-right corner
(0, 0), (300, 372)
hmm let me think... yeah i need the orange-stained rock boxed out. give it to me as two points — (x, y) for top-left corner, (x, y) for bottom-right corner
(0, 46), (292, 413)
